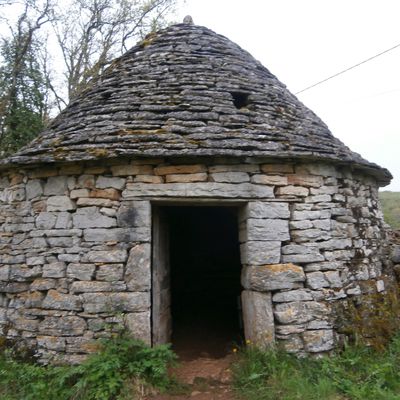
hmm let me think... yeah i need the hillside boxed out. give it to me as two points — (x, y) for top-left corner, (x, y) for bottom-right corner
(379, 191), (400, 229)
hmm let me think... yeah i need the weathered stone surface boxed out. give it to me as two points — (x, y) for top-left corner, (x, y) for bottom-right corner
(274, 301), (330, 324)
(70, 189), (90, 199)
(44, 176), (68, 196)
(125, 312), (151, 344)
(89, 188), (121, 200)
(242, 263), (305, 291)
(37, 335), (66, 351)
(39, 316), (87, 336)
(134, 175), (163, 183)
(47, 196), (76, 211)
(242, 219), (289, 241)
(71, 281), (126, 293)
(42, 262), (66, 278)
(76, 198), (119, 207)
(242, 290), (274, 347)
(165, 173), (208, 183)
(43, 290), (82, 310)
(210, 172), (249, 183)
(117, 201), (150, 227)
(318, 239), (352, 250)
(276, 185), (309, 197)
(111, 164), (153, 176)
(67, 263), (96, 280)
(272, 289), (313, 303)
(306, 272), (329, 289)
(55, 212), (72, 229)
(73, 207), (116, 228)
(281, 244), (324, 263)
(123, 183), (274, 199)
(251, 174), (288, 185)
(154, 165), (206, 175)
(292, 210), (330, 221)
(240, 241), (281, 265)
(26, 180), (43, 199)
(96, 264), (124, 281)
(261, 164), (294, 174)
(287, 174), (323, 187)
(303, 329), (334, 352)
(83, 228), (149, 242)
(125, 244), (151, 291)
(31, 278), (57, 291)
(244, 201), (290, 220)
(82, 249), (128, 263)
(291, 229), (331, 242)
(82, 292), (150, 313)
(96, 176), (125, 190)
(0, 266), (10, 281)
(10, 266), (41, 281)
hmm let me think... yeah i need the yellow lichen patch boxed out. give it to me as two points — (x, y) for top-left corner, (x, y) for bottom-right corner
(265, 263), (303, 274)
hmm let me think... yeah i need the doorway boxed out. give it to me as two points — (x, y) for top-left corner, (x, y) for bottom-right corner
(152, 205), (243, 359)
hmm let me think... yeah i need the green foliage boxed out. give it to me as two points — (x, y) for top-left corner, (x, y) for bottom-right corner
(232, 335), (400, 400)
(380, 191), (400, 229)
(0, 335), (177, 400)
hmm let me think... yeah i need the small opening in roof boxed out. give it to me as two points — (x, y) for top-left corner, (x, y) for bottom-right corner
(231, 92), (249, 109)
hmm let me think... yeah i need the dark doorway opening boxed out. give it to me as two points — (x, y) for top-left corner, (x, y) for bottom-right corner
(164, 206), (243, 360)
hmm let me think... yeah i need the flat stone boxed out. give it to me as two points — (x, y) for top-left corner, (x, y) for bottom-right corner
(96, 264), (124, 281)
(10, 266), (41, 281)
(96, 176), (125, 190)
(272, 289), (313, 303)
(296, 163), (337, 177)
(111, 164), (153, 176)
(39, 316), (87, 336)
(123, 182), (274, 199)
(154, 164), (206, 175)
(89, 188), (121, 200)
(42, 262), (66, 278)
(72, 206), (116, 228)
(26, 180), (43, 199)
(287, 174), (323, 187)
(37, 335), (66, 351)
(83, 227), (150, 242)
(281, 244), (324, 263)
(47, 196), (76, 211)
(71, 281), (126, 293)
(303, 330), (334, 352)
(291, 229), (331, 243)
(47, 236), (74, 247)
(292, 210), (331, 220)
(70, 189), (90, 199)
(277, 335), (304, 353)
(76, 198), (119, 207)
(134, 175), (163, 183)
(31, 278), (57, 291)
(117, 201), (151, 227)
(0, 266), (10, 281)
(210, 172), (250, 183)
(261, 164), (294, 174)
(82, 249), (128, 263)
(251, 174), (288, 185)
(26, 256), (45, 266)
(125, 312), (151, 344)
(43, 290), (82, 311)
(44, 176), (68, 196)
(306, 272), (330, 289)
(67, 263), (96, 280)
(274, 301), (330, 324)
(55, 212), (72, 229)
(242, 219), (289, 241)
(244, 201), (290, 220)
(125, 244), (151, 291)
(82, 292), (150, 313)
(324, 271), (342, 288)
(240, 241), (281, 265)
(318, 239), (352, 250)
(242, 263), (305, 291)
(165, 173), (208, 183)
(276, 185), (309, 197)
(241, 290), (274, 347)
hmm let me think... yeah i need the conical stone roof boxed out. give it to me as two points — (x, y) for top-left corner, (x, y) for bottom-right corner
(2, 22), (391, 183)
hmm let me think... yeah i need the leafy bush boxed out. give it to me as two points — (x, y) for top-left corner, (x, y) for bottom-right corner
(0, 335), (177, 400)
(232, 334), (400, 400)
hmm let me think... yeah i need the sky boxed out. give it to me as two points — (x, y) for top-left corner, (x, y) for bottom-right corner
(176, 0), (400, 191)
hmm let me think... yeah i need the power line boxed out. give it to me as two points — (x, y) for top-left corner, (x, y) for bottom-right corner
(295, 42), (400, 95)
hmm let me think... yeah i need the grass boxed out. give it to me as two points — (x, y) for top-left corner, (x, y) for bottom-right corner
(232, 334), (400, 400)
(0, 335), (177, 400)
(380, 191), (400, 229)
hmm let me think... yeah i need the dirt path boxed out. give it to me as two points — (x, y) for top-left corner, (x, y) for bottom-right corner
(146, 355), (238, 400)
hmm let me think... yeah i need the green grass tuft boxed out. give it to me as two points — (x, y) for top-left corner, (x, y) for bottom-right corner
(380, 191), (400, 229)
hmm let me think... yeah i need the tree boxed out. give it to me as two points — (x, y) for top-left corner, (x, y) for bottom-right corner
(0, 0), (179, 155)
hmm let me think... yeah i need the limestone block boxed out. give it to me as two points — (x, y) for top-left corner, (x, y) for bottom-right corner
(292, 210), (331, 220)
(282, 244), (324, 263)
(244, 201), (290, 220)
(324, 271), (342, 288)
(134, 175), (163, 183)
(277, 335), (304, 353)
(89, 188), (121, 200)
(44, 176), (68, 196)
(154, 164), (206, 175)
(276, 185), (309, 197)
(272, 289), (313, 303)
(274, 301), (330, 324)
(312, 219), (331, 231)
(287, 174), (324, 187)
(26, 180), (43, 199)
(117, 201), (151, 228)
(43, 290), (82, 310)
(241, 290), (275, 347)
(242, 263), (305, 291)
(289, 220), (313, 230)
(210, 172), (249, 183)
(71, 281), (126, 293)
(261, 164), (294, 174)
(82, 292), (150, 313)
(306, 272), (329, 289)
(291, 229), (331, 243)
(55, 212), (72, 229)
(303, 330), (334, 352)
(10, 266), (41, 282)
(47, 237), (74, 247)
(73, 206), (116, 228)
(165, 173), (208, 183)
(12, 317), (39, 332)
(310, 186), (338, 195)
(125, 312), (151, 344)
(123, 183), (274, 199)
(324, 250), (355, 261)
(276, 325), (306, 335)
(42, 262), (66, 278)
(58, 254), (80, 263)
(84, 227), (150, 242)
(251, 174), (288, 186)
(39, 316), (87, 336)
(37, 336), (66, 351)
(70, 189), (90, 199)
(76, 198), (119, 207)
(243, 219), (289, 241)
(296, 163), (337, 177)
(319, 239), (352, 250)
(305, 194), (332, 203)
(0, 282), (29, 293)
(96, 176), (125, 190)
(100, 207), (117, 217)
(240, 241), (281, 265)
(30, 229), (82, 237)
(0, 266), (10, 281)
(30, 278), (57, 291)
(125, 243), (151, 291)
(47, 196), (76, 211)
(67, 263), (96, 280)
(209, 164), (259, 173)
(96, 264), (124, 281)
(82, 249), (128, 263)
(26, 256), (45, 266)
(111, 164), (153, 176)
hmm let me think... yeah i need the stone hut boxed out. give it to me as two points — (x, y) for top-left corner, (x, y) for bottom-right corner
(0, 21), (395, 363)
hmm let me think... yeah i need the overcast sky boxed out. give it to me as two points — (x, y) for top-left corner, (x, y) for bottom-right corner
(176, 0), (400, 191)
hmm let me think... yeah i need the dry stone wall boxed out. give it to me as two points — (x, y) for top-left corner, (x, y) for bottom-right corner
(0, 158), (393, 362)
